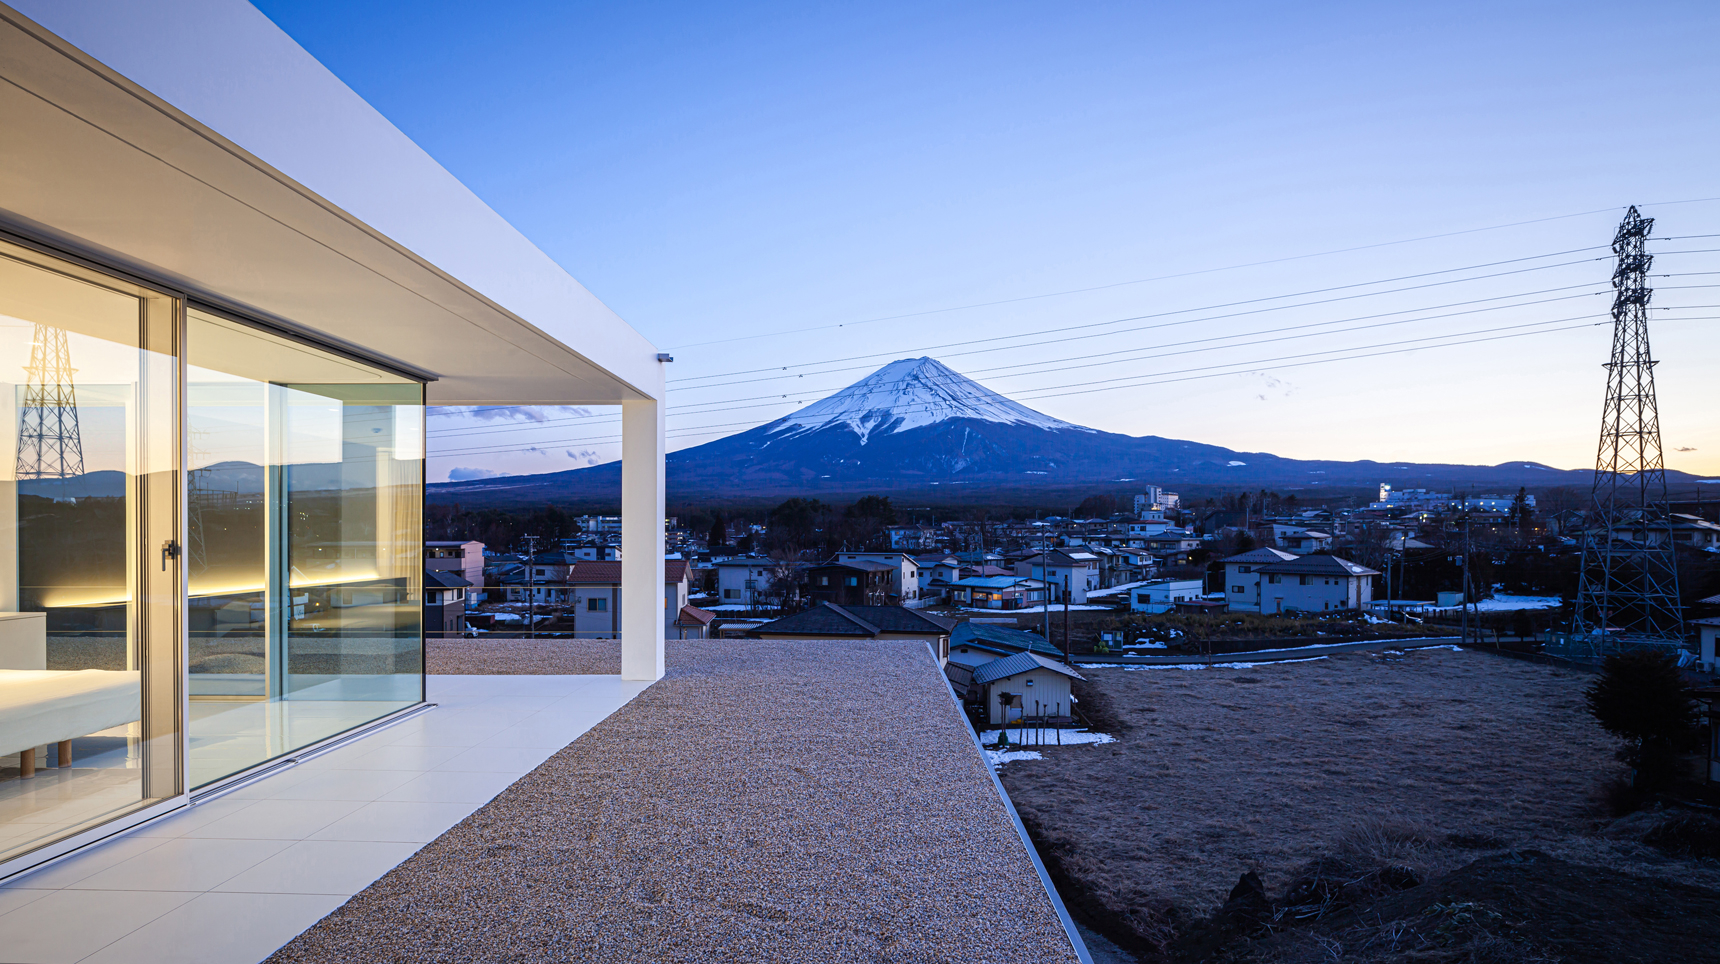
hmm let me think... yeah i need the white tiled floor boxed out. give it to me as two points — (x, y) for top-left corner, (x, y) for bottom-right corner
(0, 674), (652, 964)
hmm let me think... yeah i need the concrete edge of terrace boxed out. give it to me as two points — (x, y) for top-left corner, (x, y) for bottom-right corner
(931, 640), (1095, 964)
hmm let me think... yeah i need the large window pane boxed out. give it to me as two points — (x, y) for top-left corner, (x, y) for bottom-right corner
(187, 310), (422, 787)
(0, 239), (179, 863)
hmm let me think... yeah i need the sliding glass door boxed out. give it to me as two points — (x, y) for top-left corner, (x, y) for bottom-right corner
(186, 310), (423, 787)
(0, 240), (426, 864)
(0, 239), (180, 864)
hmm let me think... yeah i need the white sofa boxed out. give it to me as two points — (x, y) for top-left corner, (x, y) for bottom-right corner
(0, 613), (140, 777)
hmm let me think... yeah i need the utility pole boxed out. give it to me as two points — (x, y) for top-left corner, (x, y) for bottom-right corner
(522, 534), (540, 640)
(1062, 571), (1071, 662)
(1032, 526), (1045, 647)
(1465, 519), (1479, 647)
(1571, 206), (1686, 654)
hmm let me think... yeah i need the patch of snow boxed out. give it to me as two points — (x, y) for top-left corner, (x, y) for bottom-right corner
(1079, 656), (1332, 671)
(1227, 460), (1247, 466)
(703, 604), (761, 612)
(1428, 594), (1560, 613)
(1086, 581), (1147, 598)
(982, 729), (1116, 747)
(757, 356), (1093, 445)
(986, 749), (1044, 767)
(1123, 641), (1168, 650)
(959, 604), (1111, 614)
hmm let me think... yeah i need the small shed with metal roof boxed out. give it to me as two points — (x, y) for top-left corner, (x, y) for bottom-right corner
(970, 652), (1085, 726)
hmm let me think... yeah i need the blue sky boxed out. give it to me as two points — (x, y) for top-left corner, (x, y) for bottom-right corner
(253, 1), (1720, 482)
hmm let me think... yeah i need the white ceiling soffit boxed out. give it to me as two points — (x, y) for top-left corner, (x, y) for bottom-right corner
(0, 0), (664, 406)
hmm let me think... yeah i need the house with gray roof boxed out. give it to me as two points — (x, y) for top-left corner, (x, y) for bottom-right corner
(1218, 546), (1300, 613)
(948, 622), (1064, 668)
(752, 603), (956, 663)
(1251, 553), (1380, 614)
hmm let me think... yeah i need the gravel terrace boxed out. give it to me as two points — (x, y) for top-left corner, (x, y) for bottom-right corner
(427, 635), (621, 675)
(269, 639), (1079, 964)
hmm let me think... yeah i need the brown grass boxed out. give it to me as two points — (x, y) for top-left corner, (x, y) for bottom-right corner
(997, 648), (1676, 954)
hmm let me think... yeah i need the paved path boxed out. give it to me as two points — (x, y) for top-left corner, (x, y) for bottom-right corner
(269, 640), (1082, 964)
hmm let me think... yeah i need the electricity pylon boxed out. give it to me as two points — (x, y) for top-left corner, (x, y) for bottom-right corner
(1570, 206), (1685, 651)
(15, 322), (85, 485)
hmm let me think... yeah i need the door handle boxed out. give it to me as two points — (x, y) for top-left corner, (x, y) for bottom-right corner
(161, 540), (181, 571)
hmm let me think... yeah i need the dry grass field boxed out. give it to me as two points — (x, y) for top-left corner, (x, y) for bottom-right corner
(998, 647), (1720, 959)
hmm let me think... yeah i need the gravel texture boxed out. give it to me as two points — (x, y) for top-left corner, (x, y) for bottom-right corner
(269, 639), (1079, 963)
(427, 635), (622, 675)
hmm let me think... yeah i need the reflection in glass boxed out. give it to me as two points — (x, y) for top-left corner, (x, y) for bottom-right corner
(0, 239), (179, 864)
(187, 311), (423, 787)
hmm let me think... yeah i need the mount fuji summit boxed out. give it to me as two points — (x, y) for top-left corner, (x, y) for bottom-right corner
(430, 357), (1599, 507)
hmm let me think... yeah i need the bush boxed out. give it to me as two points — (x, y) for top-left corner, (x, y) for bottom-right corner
(1584, 649), (1700, 793)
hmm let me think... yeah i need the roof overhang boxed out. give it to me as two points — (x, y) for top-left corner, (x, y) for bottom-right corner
(0, 1), (661, 405)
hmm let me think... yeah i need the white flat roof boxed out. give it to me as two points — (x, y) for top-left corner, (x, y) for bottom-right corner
(1, 0), (661, 405)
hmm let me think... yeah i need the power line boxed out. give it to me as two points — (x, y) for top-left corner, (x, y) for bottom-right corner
(669, 263), (1713, 395)
(426, 278), (1720, 443)
(429, 285), (1611, 440)
(434, 312), (1720, 458)
(669, 248), (1611, 385)
(662, 198), (1720, 352)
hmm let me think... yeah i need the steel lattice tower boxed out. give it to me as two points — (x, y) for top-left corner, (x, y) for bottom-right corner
(15, 322), (85, 483)
(1571, 206), (1685, 649)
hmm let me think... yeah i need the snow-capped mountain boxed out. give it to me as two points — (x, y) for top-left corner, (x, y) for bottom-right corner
(759, 357), (1090, 444)
(430, 356), (1616, 506)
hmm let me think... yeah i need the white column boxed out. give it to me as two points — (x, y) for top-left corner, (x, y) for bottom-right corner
(620, 398), (665, 681)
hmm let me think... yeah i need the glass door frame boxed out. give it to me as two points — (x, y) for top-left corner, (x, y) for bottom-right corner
(0, 227), (431, 884)
(0, 227), (188, 876)
(181, 302), (430, 791)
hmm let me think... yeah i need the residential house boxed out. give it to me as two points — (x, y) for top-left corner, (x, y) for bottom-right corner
(947, 622), (1064, 669)
(674, 605), (716, 640)
(715, 557), (778, 607)
(560, 540), (622, 561)
(751, 603), (955, 663)
(1129, 579), (1206, 614)
(912, 554), (963, 603)
(1140, 529), (1202, 567)
(1126, 517), (1170, 542)
(1081, 545), (1152, 588)
(805, 560), (895, 607)
(834, 551), (929, 606)
(664, 560), (691, 634)
(1219, 547), (1300, 613)
(426, 541), (484, 603)
(1254, 524), (1332, 554)
(949, 576), (1048, 610)
(1251, 555), (1380, 613)
(972, 653), (1085, 725)
(425, 570), (471, 638)
(886, 525), (940, 551)
(1012, 550), (1099, 604)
